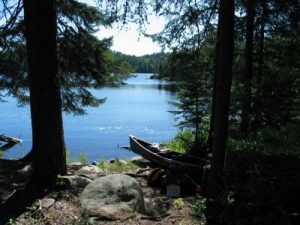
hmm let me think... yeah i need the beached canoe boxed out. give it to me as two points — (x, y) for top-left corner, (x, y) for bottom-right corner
(129, 135), (206, 174)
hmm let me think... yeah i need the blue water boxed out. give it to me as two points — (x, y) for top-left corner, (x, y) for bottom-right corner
(1, 74), (178, 161)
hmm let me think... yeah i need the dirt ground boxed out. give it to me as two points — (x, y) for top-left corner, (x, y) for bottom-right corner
(0, 160), (204, 225)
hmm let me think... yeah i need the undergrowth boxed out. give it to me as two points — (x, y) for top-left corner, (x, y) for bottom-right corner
(97, 158), (140, 173)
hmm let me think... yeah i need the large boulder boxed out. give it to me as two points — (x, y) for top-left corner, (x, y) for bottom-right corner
(80, 174), (146, 219)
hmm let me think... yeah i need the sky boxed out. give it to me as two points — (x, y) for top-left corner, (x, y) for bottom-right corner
(79, 0), (166, 56)
(96, 16), (165, 56)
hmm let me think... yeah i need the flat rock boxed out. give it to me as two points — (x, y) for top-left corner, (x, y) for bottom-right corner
(41, 198), (55, 209)
(129, 156), (151, 168)
(77, 165), (105, 179)
(79, 165), (103, 174)
(80, 174), (146, 219)
(67, 175), (92, 188)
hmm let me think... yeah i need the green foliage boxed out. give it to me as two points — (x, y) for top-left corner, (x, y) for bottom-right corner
(79, 152), (89, 165)
(0, 0), (133, 115)
(173, 198), (185, 208)
(204, 150), (300, 225)
(230, 4), (300, 136)
(192, 197), (206, 222)
(66, 150), (89, 164)
(166, 48), (213, 158)
(0, 150), (3, 158)
(7, 218), (21, 225)
(65, 149), (76, 164)
(259, 124), (300, 155)
(56, 175), (70, 188)
(228, 138), (263, 152)
(97, 158), (139, 173)
(228, 123), (300, 156)
(114, 52), (168, 74)
(163, 130), (194, 154)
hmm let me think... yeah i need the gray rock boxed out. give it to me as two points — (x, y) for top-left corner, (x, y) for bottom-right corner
(41, 198), (55, 209)
(109, 159), (116, 163)
(77, 165), (105, 179)
(68, 162), (82, 166)
(67, 162), (83, 172)
(118, 160), (128, 165)
(79, 165), (103, 174)
(80, 174), (146, 219)
(68, 175), (92, 188)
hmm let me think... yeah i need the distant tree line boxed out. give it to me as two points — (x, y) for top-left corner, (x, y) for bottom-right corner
(113, 52), (168, 74)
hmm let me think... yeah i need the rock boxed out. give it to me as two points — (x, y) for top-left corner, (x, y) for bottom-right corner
(119, 160), (127, 165)
(129, 156), (151, 168)
(80, 174), (146, 219)
(67, 175), (92, 188)
(79, 165), (103, 174)
(41, 198), (55, 209)
(77, 165), (105, 179)
(109, 159), (116, 163)
(67, 162), (83, 173)
(68, 162), (82, 167)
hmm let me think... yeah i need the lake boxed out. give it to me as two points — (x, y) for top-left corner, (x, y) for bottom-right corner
(1, 74), (178, 162)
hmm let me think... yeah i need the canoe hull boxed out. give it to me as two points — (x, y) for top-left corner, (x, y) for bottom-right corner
(129, 135), (205, 174)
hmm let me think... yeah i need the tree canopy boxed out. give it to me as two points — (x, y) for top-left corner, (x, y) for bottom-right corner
(0, 0), (132, 115)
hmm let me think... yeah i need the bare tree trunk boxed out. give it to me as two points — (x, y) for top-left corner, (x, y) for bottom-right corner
(240, 0), (255, 137)
(252, 0), (266, 135)
(23, 0), (66, 188)
(206, 0), (235, 198)
(207, 24), (220, 151)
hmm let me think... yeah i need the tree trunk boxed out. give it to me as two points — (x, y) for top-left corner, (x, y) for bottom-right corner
(206, 0), (235, 198)
(252, 0), (266, 135)
(207, 23), (221, 151)
(240, 0), (255, 137)
(23, 0), (66, 188)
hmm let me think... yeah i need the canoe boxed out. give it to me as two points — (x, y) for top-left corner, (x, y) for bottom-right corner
(129, 135), (206, 174)
(0, 134), (22, 152)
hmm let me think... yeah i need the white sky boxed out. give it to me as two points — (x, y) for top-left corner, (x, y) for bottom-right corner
(96, 16), (165, 56)
(79, 0), (165, 56)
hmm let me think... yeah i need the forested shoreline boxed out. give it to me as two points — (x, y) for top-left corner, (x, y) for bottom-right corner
(113, 52), (168, 74)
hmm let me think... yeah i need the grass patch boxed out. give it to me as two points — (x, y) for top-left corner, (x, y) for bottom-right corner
(79, 152), (88, 165)
(66, 150), (89, 165)
(96, 158), (140, 173)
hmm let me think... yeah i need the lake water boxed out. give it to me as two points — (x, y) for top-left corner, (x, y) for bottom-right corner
(1, 74), (178, 162)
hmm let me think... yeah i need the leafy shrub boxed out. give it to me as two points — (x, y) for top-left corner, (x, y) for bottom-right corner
(260, 124), (300, 155)
(205, 150), (300, 225)
(228, 138), (263, 152)
(228, 122), (300, 156)
(163, 130), (195, 154)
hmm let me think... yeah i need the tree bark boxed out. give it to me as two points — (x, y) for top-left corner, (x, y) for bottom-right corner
(23, 0), (66, 188)
(252, 0), (266, 135)
(207, 22), (221, 151)
(206, 0), (235, 198)
(240, 0), (255, 137)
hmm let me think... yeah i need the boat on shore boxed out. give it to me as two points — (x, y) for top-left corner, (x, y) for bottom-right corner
(0, 134), (22, 152)
(129, 135), (207, 174)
